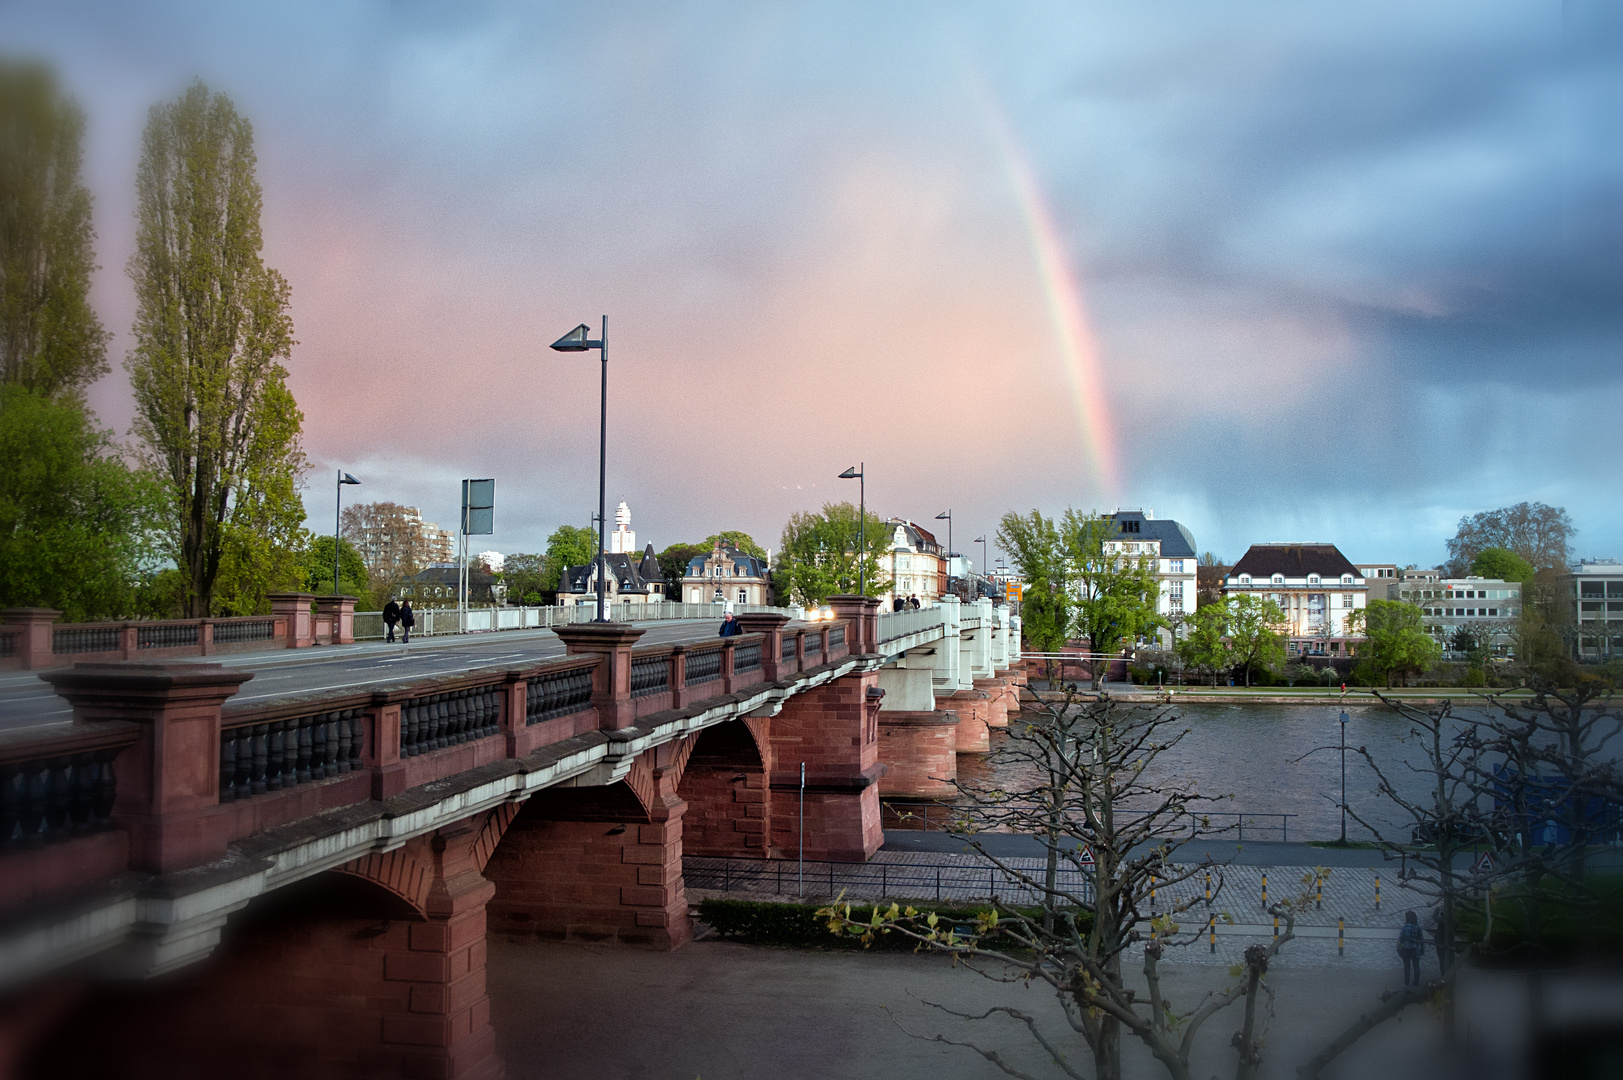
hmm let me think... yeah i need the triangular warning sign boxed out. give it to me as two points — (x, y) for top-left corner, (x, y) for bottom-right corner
(1077, 844), (1096, 867)
(1473, 850), (1496, 873)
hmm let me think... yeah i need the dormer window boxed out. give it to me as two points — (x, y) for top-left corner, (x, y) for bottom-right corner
(1272, 575), (1284, 585)
(1341, 574), (1353, 584)
(1308, 574), (1321, 585)
(1240, 574), (1252, 584)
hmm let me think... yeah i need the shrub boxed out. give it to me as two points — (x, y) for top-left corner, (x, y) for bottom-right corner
(1455, 875), (1623, 962)
(697, 897), (1089, 951)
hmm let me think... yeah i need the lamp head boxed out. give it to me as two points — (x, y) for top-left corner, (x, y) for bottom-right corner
(935, 511), (950, 520)
(838, 467), (861, 479)
(550, 324), (594, 352)
(339, 473), (361, 485)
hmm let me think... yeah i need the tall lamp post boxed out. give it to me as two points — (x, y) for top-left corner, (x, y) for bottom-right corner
(550, 318), (610, 623)
(1338, 708), (1350, 844)
(975, 536), (988, 589)
(839, 464), (865, 595)
(335, 471), (360, 595)
(935, 510), (952, 598)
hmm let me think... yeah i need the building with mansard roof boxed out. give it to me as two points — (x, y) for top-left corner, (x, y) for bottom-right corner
(557, 544), (666, 606)
(1223, 543), (1367, 655)
(684, 541), (771, 607)
(1101, 509), (1198, 647)
(879, 519), (946, 608)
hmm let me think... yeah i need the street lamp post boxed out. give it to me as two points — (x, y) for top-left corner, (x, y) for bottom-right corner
(839, 464), (865, 595)
(935, 510), (952, 599)
(335, 471), (360, 595)
(551, 318), (610, 623)
(1339, 709), (1350, 844)
(975, 536), (987, 582)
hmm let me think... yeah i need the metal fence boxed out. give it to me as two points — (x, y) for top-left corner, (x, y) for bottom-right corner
(351, 602), (797, 641)
(685, 855), (1095, 906)
(876, 606), (948, 643)
(882, 801), (1299, 842)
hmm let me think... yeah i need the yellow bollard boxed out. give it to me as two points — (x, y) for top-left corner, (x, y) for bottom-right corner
(1209, 916), (1216, 954)
(1261, 872), (1268, 909)
(1338, 917), (1345, 957)
(1205, 869), (1212, 907)
(1316, 873), (1323, 911)
(1375, 875), (1381, 912)
(1273, 914), (1279, 938)
(1150, 875), (1157, 910)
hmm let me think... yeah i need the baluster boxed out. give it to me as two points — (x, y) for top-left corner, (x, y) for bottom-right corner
(220, 728), (239, 802)
(43, 757), (72, 838)
(265, 721), (287, 790)
(485, 688), (499, 736)
(324, 712), (342, 776)
(22, 763), (49, 845)
(68, 753), (97, 828)
(433, 696), (449, 750)
(311, 717), (329, 780)
(450, 694), (468, 745)
(347, 710), (363, 771)
(0, 764), (21, 846)
(92, 750), (118, 824)
(249, 723), (270, 795)
(295, 718), (313, 784)
(401, 703), (419, 757)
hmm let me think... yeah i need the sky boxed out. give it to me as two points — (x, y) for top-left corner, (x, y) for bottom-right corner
(4, 0), (1618, 570)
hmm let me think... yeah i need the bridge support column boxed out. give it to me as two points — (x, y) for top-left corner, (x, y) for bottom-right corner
(876, 710), (958, 798)
(485, 783), (690, 949)
(768, 670), (884, 862)
(940, 688), (991, 753)
(973, 677), (1011, 728)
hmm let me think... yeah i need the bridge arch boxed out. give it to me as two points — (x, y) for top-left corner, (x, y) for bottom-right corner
(677, 717), (773, 859)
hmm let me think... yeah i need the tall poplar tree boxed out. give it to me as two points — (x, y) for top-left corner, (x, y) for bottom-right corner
(126, 81), (307, 617)
(0, 58), (108, 396)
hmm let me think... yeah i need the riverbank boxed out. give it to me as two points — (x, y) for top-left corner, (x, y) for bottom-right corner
(1021, 683), (1533, 706)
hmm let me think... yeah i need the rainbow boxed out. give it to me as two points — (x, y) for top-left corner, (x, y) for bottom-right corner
(978, 90), (1120, 498)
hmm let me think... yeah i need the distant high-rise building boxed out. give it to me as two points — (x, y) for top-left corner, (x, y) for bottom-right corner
(608, 500), (637, 554)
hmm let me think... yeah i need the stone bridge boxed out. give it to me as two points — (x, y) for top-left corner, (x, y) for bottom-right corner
(0, 596), (1019, 1079)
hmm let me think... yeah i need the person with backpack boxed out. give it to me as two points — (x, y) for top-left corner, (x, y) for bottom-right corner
(399, 600), (415, 644)
(382, 597), (401, 643)
(1397, 909), (1424, 986)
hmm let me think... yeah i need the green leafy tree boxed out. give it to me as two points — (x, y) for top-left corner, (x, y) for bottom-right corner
(1062, 510), (1162, 689)
(997, 510), (1071, 677)
(1469, 547), (1535, 586)
(0, 386), (159, 619)
(125, 81), (307, 617)
(775, 502), (888, 606)
(0, 59), (108, 398)
(300, 535), (368, 600)
(702, 531), (766, 561)
(500, 552), (546, 605)
(1350, 599), (1441, 688)
(1175, 601), (1230, 686)
(1225, 594), (1287, 687)
(657, 542), (707, 600)
(543, 525), (597, 591)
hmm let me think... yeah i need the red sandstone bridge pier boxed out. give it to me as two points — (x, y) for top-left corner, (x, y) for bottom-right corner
(0, 597), (1019, 1078)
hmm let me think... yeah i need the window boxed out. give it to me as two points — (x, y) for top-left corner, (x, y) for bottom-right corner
(1125, 543), (1139, 553)
(1308, 574), (1321, 585)
(1170, 559), (1184, 573)
(1342, 574), (1353, 584)
(738, 589), (747, 603)
(1343, 594), (1354, 608)
(1120, 520), (1140, 534)
(1240, 574), (1252, 584)
(1581, 582), (1604, 598)
(1272, 574), (1284, 585)
(1169, 581), (1184, 600)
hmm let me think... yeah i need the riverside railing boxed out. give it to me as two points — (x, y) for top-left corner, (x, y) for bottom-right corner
(882, 800), (1299, 842)
(685, 854), (1095, 906)
(876, 606), (948, 643)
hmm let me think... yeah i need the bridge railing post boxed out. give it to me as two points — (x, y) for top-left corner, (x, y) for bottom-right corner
(42, 662), (253, 873)
(826, 596), (879, 654)
(313, 595), (357, 645)
(735, 613), (788, 682)
(554, 623), (647, 730)
(669, 644), (688, 708)
(267, 593), (316, 649)
(2, 608), (59, 670)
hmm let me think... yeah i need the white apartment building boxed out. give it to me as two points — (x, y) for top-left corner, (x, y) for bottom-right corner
(1224, 544), (1367, 656)
(879, 519), (945, 607)
(1398, 575), (1521, 657)
(1568, 559), (1623, 660)
(1102, 509), (1199, 647)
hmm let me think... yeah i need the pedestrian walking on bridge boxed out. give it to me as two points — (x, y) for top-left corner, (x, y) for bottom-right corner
(719, 612), (742, 637)
(383, 598), (401, 643)
(1397, 910), (1424, 987)
(400, 600), (415, 643)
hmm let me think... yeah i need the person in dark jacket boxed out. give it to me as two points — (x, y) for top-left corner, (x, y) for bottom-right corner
(382, 598), (401, 643)
(1397, 910), (1424, 986)
(719, 613), (742, 637)
(908, 595), (920, 609)
(399, 600), (415, 643)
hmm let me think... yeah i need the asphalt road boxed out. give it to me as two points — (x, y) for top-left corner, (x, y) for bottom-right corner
(0, 619), (728, 738)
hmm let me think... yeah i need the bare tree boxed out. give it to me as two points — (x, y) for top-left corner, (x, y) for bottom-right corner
(822, 689), (1317, 1080)
(1445, 503), (1574, 576)
(340, 500), (427, 594)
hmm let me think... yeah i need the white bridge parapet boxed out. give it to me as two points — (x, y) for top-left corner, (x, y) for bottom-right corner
(873, 599), (1019, 711)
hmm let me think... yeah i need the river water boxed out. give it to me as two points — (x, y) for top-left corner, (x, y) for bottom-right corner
(953, 701), (1478, 843)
